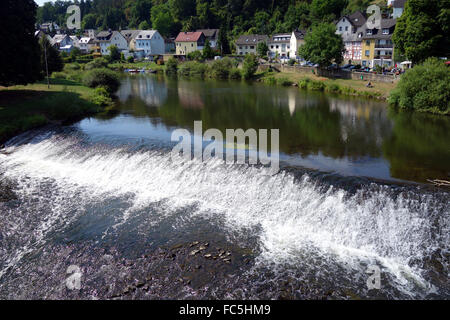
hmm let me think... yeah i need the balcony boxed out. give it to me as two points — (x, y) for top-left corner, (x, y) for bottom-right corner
(374, 43), (393, 49)
(374, 55), (393, 60)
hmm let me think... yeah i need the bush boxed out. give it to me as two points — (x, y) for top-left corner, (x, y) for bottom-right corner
(82, 68), (120, 93)
(242, 54), (259, 79)
(187, 51), (203, 62)
(85, 58), (109, 70)
(277, 77), (293, 86)
(52, 72), (68, 79)
(229, 68), (242, 80)
(326, 82), (341, 93)
(90, 87), (113, 106)
(209, 58), (233, 79)
(287, 59), (296, 66)
(127, 56), (135, 63)
(165, 57), (178, 75)
(389, 58), (450, 114)
(298, 78), (311, 89)
(178, 61), (208, 77)
(64, 63), (81, 71)
(263, 76), (277, 85)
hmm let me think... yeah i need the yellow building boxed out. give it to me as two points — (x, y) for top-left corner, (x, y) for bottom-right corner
(175, 32), (205, 56)
(361, 19), (396, 68)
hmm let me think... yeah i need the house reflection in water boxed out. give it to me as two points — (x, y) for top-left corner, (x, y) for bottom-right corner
(177, 82), (205, 109)
(116, 76), (168, 107)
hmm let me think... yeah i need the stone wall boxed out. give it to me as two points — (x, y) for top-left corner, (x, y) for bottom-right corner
(260, 64), (399, 83)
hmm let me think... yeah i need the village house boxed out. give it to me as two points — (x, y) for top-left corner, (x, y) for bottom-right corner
(361, 19), (396, 68)
(175, 32), (206, 56)
(134, 30), (165, 58)
(164, 37), (176, 53)
(196, 29), (219, 48)
(289, 30), (306, 60)
(39, 22), (60, 33)
(52, 34), (73, 52)
(95, 30), (128, 56)
(235, 35), (268, 55)
(79, 37), (95, 54)
(70, 36), (80, 50)
(335, 11), (367, 64)
(268, 33), (292, 58)
(120, 30), (141, 51)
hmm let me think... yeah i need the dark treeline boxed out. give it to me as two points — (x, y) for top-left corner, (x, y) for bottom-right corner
(37, 0), (374, 38)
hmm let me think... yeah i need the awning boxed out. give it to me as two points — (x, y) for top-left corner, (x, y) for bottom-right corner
(400, 61), (412, 65)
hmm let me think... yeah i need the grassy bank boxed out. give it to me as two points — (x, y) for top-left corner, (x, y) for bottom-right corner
(0, 78), (110, 144)
(108, 61), (165, 73)
(257, 70), (396, 100)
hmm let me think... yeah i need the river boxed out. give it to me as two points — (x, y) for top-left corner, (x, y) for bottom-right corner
(0, 75), (448, 299)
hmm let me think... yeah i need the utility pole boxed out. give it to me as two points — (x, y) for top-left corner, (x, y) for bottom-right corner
(44, 42), (50, 89)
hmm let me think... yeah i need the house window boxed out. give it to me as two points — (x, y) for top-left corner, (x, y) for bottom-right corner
(382, 28), (389, 35)
(339, 27), (342, 31)
(345, 26), (348, 31)
(250, 46), (254, 49)
(367, 29), (372, 35)
(239, 46), (242, 49)
(271, 45), (274, 49)
(366, 40), (370, 46)
(365, 50), (370, 56)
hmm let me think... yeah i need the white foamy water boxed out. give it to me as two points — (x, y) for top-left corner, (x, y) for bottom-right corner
(0, 133), (448, 298)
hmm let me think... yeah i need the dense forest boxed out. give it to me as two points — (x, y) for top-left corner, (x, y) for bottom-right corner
(37, 0), (381, 38)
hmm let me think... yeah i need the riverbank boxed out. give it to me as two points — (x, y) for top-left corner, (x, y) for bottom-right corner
(0, 78), (109, 144)
(256, 70), (395, 100)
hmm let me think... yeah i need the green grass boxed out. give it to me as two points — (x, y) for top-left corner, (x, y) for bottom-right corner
(0, 78), (107, 143)
(258, 70), (395, 100)
(108, 61), (165, 72)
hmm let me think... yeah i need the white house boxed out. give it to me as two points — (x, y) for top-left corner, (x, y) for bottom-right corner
(70, 36), (80, 49)
(134, 30), (165, 57)
(52, 34), (73, 51)
(335, 11), (367, 64)
(289, 30), (306, 59)
(268, 33), (291, 58)
(79, 37), (95, 53)
(95, 30), (128, 56)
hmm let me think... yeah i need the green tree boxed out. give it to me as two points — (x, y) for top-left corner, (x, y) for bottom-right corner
(299, 23), (345, 67)
(389, 58), (450, 114)
(82, 13), (97, 30)
(165, 57), (178, 75)
(138, 21), (151, 30)
(242, 53), (259, 79)
(107, 45), (121, 62)
(0, 0), (41, 86)
(256, 41), (269, 57)
(129, 0), (152, 28)
(392, 0), (449, 64)
(217, 26), (231, 54)
(202, 39), (214, 60)
(39, 36), (63, 76)
(310, 0), (348, 23)
(151, 4), (177, 37)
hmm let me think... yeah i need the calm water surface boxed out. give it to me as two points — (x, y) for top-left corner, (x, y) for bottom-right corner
(0, 75), (448, 299)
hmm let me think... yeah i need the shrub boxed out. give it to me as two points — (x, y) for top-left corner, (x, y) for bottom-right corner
(165, 57), (178, 75)
(82, 68), (120, 93)
(229, 68), (242, 80)
(127, 56), (135, 63)
(242, 54), (259, 79)
(187, 51), (203, 62)
(326, 82), (341, 93)
(287, 59), (296, 66)
(263, 76), (277, 85)
(52, 72), (68, 79)
(178, 61), (208, 77)
(277, 77), (293, 86)
(90, 87), (113, 106)
(389, 58), (450, 114)
(64, 63), (81, 71)
(85, 58), (109, 70)
(209, 58), (233, 79)
(308, 79), (325, 91)
(298, 78), (311, 89)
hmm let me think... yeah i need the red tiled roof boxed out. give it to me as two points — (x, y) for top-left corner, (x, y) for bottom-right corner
(175, 32), (203, 42)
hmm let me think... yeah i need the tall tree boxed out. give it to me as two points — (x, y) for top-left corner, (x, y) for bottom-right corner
(39, 36), (63, 76)
(299, 23), (345, 67)
(310, 0), (348, 23)
(392, 0), (449, 64)
(0, 0), (41, 86)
